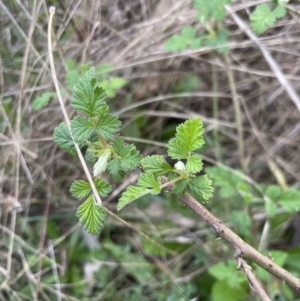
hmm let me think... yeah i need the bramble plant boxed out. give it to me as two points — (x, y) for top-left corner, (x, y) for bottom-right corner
(53, 68), (213, 235)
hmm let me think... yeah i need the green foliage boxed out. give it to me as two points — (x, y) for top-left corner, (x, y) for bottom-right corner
(250, 4), (286, 35)
(164, 0), (231, 54)
(53, 68), (140, 235)
(76, 196), (107, 235)
(101, 77), (127, 97)
(32, 91), (56, 111)
(194, 0), (232, 22)
(118, 118), (213, 210)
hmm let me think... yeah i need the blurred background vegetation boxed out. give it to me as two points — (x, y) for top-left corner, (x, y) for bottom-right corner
(1, 0), (300, 300)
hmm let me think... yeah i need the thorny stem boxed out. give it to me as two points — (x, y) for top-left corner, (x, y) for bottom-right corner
(161, 177), (300, 294)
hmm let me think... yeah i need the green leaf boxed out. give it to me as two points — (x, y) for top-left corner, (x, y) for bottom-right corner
(211, 280), (247, 301)
(204, 29), (230, 53)
(95, 106), (121, 140)
(164, 35), (188, 52)
(173, 180), (188, 195)
(117, 186), (150, 211)
(101, 77), (127, 98)
(141, 155), (173, 176)
(70, 180), (91, 199)
(186, 154), (203, 173)
(107, 158), (126, 181)
(271, 250), (288, 267)
(265, 200), (278, 218)
(205, 166), (244, 198)
(188, 175), (213, 201)
(71, 116), (95, 144)
(71, 67), (106, 116)
(32, 92), (56, 111)
(53, 122), (77, 155)
(278, 189), (300, 213)
(266, 185), (281, 200)
(94, 178), (112, 197)
(66, 69), (80, 91)
(250, 4), (286, 35)
(137, 173), (161, 194)
(76, 196), (107, 235)
(111, 137), (141, 172)
(168, 118), (204, 160)
(194, 0), (231, 22)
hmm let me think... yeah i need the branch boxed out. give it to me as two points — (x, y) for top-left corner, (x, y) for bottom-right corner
(161, 177), (300, 292)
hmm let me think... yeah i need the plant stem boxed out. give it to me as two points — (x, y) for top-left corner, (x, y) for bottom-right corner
(161, 177), (300, 292)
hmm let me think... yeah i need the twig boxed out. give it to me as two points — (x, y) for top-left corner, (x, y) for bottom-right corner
(47, 7), (102, 206)
(237, 258), (271, 301)
(161, 177), (300, 292)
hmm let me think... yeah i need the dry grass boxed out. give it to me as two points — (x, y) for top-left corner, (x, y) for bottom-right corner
(1, 0), (300, 300)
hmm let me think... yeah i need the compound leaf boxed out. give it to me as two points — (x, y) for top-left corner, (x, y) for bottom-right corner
(173, 180), (188, 195)
(76, 196), (107, 235)
(71, 67), (106, 116)
(117, 186), (150, 211)
(250, 4), (286, 35)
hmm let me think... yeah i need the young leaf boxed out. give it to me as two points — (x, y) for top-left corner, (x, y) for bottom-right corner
(93, 149), (111, 176)
(194, 0), (231, 22)
(186, 154), (203, 174)
(53, 122), (77, 155)
(141, 155), (173, 176)
(250, 4), (286, 35)
(111, 137), (141, 172)
(76, 196), (107, 235)
(101, 77), (127, 98)
(71, 67), (106, 116)
(95, 106), (121, 140)
(266, 185), (281, 200)
(107, 158), (126, 181)
(71, 116), (95, 144)
(94, 178), (112, 197)
(173, 180), (188, 195)
(188, 175), (214, 201)
(117, 186), (150, 211)
(137, 173), (161, 194)
(32, 92), (56, 111)
(168, 118), (204, 160)
(70, 180), (91, 199)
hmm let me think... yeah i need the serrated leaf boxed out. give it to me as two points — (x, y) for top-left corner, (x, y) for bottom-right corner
(117, 186), (150, 211)
(168, 118), (204, 160)
(173, 180), (188, 195)
(188, 175), (213, 201)
(278, 189), (300, 213)
(186, 154), (203, 173)
(141, 155), (173, 176)
(70, 180), (91, 199)
(250, 4), (286, 35)
(265, 200), (278, 218)
(53, 122), (77, 155)
(66, 69), (80, 91)
(107, 158), (126, 181)
(112, 137), (141, 172)
(32, 92), (56, 111)
(71, 116), (95, 144)
(94, 178), (112, 197)
(101, 77), (127, 98)
(76, 196), (107, 235)
(95, 106), (121, 139)
(138, 173), (161, 194)
(71, 67), (106, 116)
